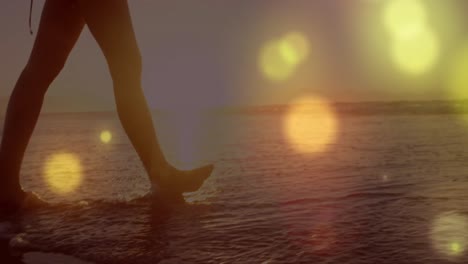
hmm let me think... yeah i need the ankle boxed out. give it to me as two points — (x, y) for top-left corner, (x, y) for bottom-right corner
(149, 162), (172, 184)
(0, 188), (25, 203)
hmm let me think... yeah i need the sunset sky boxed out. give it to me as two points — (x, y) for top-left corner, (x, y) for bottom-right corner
(1, 0), (468, 112)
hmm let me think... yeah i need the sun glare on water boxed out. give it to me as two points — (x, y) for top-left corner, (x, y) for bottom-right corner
(44, 153), (83, 194)
(284, 96), (337, 154)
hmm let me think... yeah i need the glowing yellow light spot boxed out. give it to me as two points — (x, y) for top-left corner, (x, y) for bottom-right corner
(383, 0), (428, 39)
(451, 242), (462, 255)
(284, 96), (338, 154)
(259, 32), (310, 82)
(44, 153), (82, 194)
(447, 43), (468, 100)
(100, 130), (112, 144)
(260, 40), (297, 82)
(431, 212), (468, 259)
(279, 32), (310, 66)
(391, 29), (439, 75)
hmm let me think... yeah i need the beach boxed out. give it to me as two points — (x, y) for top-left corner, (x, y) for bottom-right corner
(1, 108), (468, 263)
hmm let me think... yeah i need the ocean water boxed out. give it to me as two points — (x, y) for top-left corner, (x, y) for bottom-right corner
(3, 110), (468, 263)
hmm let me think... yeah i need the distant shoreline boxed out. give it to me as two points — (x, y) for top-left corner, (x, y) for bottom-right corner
(2, 100), (468, 118)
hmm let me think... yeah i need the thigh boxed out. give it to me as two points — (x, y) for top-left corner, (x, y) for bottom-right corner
(28, 0), (85, 66)
(75, 0), (141, 69)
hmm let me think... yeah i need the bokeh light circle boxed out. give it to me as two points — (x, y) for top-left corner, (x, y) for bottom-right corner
(284, 96), (338, 154)
(447, 43), (468, 100)
(44, 153), (83, 194)
(260, 40), (296, 82)
(279, 32), (310, 66)
(100, 130), (112, 144)
(383, 0), (428, 39)
(391, 29), (440, 75)
(431, 212), (468, 259)
(259, 32), (310, 82)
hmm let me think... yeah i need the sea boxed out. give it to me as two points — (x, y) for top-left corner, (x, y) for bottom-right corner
(1, 101), (468, 264)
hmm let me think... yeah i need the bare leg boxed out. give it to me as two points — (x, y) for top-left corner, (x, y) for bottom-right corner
(0, 0), (85, 203)
(76, 0), (213, 194)
(75, 0), (167, 177)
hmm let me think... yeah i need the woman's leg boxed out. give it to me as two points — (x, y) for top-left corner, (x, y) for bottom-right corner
(0, 0), (85, 202)
(76, 0), (213, 193)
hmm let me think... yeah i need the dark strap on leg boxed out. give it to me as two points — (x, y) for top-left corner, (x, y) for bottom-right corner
(29, 0), (34, 35)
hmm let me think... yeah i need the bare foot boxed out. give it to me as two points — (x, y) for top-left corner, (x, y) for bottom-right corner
(162, 165), (214, 193)
(151, 164), (214, 198)
(21, 192), (48, 210)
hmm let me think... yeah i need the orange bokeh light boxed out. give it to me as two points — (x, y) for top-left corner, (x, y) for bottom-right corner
(284, 96), (338, 154)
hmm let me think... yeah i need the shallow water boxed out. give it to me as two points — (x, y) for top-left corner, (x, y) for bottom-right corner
(3, 112), (468, 263)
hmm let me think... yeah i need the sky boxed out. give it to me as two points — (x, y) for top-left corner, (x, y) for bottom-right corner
(1, 0), (468, 112)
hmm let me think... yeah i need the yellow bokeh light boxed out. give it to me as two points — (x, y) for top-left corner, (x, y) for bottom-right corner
(431, 212), (468, 258)
(284, 96), (338, 154)
(383, 0), (428, 39)
(44, 153), (82, 194)
(260, 40), (297, 82)
(391, 29), (440, 75)
(259, 32), (310, 82)
(451, 242), (462, 255)
(447, 43), (468, 100)
(357, 0), (461, 82)
(100, 130), (112, 144)
(279, 32), (310, 66)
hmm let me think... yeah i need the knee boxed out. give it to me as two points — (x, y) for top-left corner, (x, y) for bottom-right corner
(108, 51), (142, 84)
(22, 56), (66, 94)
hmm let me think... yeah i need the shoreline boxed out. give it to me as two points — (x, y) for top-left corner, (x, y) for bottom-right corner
(1, 237), (92, 264)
